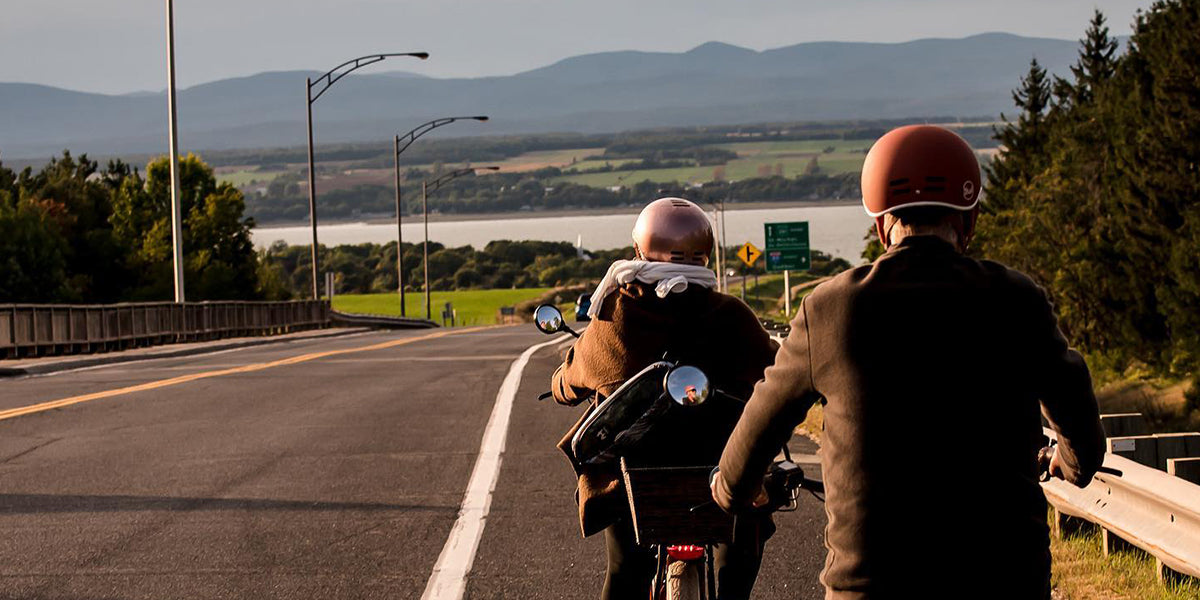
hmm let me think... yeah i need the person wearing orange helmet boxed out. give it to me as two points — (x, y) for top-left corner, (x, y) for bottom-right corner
(551, 197), (779, 599)
(712, 125), (1105, 599)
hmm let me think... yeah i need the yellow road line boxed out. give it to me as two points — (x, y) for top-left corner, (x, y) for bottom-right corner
(0, 327), (490, 422)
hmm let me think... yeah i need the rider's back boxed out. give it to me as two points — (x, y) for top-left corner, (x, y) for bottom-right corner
(553, 281), (777, 535)
(800, 235), (1100, 597)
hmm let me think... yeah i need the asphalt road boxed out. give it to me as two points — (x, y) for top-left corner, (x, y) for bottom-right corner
(0, 326), (826, 599)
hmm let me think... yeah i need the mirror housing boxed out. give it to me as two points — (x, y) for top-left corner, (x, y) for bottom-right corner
(664, 365), (710, 406)
(533, 304), (579, 337)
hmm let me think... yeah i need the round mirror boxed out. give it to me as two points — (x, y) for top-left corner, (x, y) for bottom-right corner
(533, 304), (565, 334)
(664, 365), (710, 406)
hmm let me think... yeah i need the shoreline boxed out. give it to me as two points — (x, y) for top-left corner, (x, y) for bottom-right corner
(252, 199), (860, 230)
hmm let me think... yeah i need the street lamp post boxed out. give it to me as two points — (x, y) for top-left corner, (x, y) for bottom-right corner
(165, 0), (185, 302)
(305, 52), (428, 300)
(394, 116), (488, 316)
(421, 166), (501, 320)
(699, 198), (727, 292)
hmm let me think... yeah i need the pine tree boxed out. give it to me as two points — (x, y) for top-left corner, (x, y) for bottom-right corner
(982, 59), (1052, 215)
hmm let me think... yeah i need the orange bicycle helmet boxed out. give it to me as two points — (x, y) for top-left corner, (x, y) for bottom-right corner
(861, 125), (981, 247)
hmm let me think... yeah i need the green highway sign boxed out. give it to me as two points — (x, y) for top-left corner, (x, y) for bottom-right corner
(766, 249), (810, 271)
(764, 221), (810, 272)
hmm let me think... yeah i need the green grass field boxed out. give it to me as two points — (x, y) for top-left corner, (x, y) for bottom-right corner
(333, 288), (553, 326)
(551, 139), (869, 189)
(217, 169), (286, 188)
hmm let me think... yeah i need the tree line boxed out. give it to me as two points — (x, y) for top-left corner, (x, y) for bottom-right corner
(259, 239), (853, 298)
(245, 168), (862, 224)
(0, 152), (279, 303)
(973, 3), (1199, 386)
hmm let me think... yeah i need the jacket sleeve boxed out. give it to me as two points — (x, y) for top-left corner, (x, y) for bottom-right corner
(1027, 282), (1105, 487)
(551, 342), (594, 406)
(715, 297), (820, 512)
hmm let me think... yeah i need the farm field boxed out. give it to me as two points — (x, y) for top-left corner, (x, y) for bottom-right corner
(553, 139), (870, 189)
(332, 287), (553, 326)
(215, 167), (288, 187)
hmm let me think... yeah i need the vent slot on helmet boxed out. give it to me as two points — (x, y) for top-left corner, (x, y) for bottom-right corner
(889, 177), (912, 196)
(670, 200), (691, 208)
(923, 175), (947, 194)
(669, 250), (686, 262)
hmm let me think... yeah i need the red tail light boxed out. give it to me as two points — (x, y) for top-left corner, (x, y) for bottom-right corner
(666, 544), (705, 561)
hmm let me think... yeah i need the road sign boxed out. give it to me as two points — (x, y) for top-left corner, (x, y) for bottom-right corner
(764, 221), (810, 272)
(736, 242), (762, 267)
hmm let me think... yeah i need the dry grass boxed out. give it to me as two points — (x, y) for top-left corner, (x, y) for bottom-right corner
(1051, 523), (1200, 599)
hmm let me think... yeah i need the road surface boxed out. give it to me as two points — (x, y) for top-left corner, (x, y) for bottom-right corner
(0, 326), (826, 599)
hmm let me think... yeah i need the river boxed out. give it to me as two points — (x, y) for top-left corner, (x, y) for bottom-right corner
(252, 204), (873, 261)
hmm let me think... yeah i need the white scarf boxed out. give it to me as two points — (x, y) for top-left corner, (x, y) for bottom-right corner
(587, 259), (718, 319)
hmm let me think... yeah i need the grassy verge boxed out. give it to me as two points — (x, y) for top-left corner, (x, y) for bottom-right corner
(333, 288), (552, 326)
(1051, 524), (1200, 599)
(740, 272), (821, 323)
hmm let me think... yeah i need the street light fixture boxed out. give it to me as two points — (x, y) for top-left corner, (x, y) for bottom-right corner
(421, 166), (501, 320)
(394, 116), (489, 316)
(305, 52), (428, 299)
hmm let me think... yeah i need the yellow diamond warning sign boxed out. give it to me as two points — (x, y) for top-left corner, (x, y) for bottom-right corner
(736, 242), (762, 267)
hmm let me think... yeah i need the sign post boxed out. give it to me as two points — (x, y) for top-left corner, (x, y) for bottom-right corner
(764, 221), (810, 318)
(736, 242), (762, 302)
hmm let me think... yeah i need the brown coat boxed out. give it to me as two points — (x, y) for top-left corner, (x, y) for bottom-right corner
(713, 236), (1106, 599)
(552, 281), (778, 536)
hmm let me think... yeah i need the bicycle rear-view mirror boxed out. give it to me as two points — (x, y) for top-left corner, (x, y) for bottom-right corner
(665, 365), (710, 406)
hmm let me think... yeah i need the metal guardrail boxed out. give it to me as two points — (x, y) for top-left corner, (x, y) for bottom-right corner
(1041, 426), (1200, 582)
(330, 310), (438, 329)
(0, 301), (330, 359)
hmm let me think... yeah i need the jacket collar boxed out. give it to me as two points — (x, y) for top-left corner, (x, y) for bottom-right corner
(887, 235), (960, 256)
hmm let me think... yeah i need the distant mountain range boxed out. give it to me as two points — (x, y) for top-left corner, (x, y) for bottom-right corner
(1, 33), (1090, 159)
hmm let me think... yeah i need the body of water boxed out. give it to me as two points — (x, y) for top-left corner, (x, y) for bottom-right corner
(253, 204), (874, 261)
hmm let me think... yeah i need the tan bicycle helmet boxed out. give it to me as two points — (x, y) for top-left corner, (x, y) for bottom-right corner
(632, 197), (714, 266)
(862, 125), (981, 247)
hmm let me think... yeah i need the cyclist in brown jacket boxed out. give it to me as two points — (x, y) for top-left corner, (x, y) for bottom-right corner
(712, 125), (1106, 599)
(552, 198), (778, 599)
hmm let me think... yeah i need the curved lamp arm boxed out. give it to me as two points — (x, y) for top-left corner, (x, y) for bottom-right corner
(397, 116), (488, 156)
(309, 52), (428, 103)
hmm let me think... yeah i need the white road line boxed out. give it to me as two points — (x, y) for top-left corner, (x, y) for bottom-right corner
(420, 334), (570, 600)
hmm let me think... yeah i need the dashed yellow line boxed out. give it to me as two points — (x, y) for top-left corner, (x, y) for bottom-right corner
(0, 327), (491, 422)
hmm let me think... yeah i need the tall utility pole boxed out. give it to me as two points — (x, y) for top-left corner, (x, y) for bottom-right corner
(165, 0), (185, 303)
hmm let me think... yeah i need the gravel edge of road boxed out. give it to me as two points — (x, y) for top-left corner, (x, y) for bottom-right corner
(0, 327), (375, 378)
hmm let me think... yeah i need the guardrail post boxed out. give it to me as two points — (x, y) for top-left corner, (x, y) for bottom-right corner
(1154, 433), (1200, 472)
(1168, 457), (1200, 485)
(1052, 507), (1094, 539)
(1107, 435), (1158, 469)
(1100, 413), (1149, 438)
(1102, 527), (1137, 557)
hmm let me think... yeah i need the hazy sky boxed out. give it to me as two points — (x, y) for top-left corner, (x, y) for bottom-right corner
(2, 0), (1154, 94)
